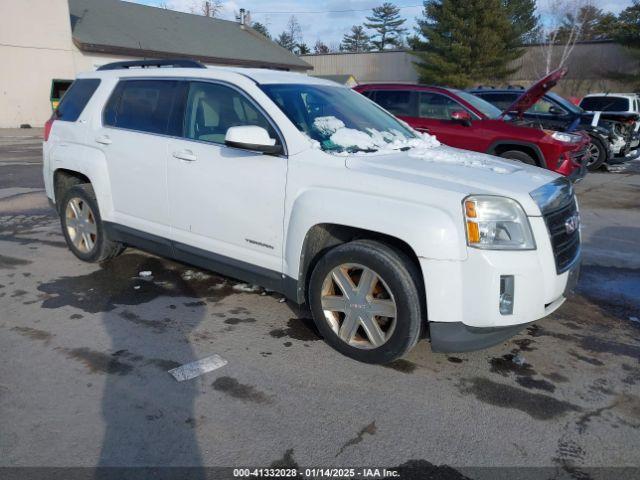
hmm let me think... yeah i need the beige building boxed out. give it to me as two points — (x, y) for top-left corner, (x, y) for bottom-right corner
(0, 0), (310, 128)
(302, 42), (640, 97)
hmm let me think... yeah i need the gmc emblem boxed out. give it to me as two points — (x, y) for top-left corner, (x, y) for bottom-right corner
(565, 213), (580, 234)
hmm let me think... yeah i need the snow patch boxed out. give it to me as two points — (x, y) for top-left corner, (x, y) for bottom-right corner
(409, 146), (513, 174)
(313, 116), (345, 136)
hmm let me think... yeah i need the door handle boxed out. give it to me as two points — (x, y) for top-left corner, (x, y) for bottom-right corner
(95, 135), (112, 145)
(172, 150), (197, 162)
(415, 127), (430, 133)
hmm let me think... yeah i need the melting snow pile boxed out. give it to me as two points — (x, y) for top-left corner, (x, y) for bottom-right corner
(311, 116), (440, 153)
(309, 115), (515, 174)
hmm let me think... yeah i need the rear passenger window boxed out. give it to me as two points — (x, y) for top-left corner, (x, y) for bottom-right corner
(55, 79), (100, 121)
(475, 93), (518, 110)
(103, 80), (181, 135)
(183, 82), (277, 145)
(374, 90), (416, 116)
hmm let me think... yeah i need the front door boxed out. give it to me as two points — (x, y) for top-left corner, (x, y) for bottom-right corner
(167, 81), (287, 276)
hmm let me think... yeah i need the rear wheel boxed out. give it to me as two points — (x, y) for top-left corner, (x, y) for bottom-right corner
(585, 137), (607, 171)
(499, 150), (537, 166)
(60, 184), (124, 262)
(308, 240), (423, 364)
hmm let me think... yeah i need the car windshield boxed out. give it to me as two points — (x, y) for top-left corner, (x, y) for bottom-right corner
(260, 83), (418, 153)
(547, 92), (583, 114)
(451, 90), (503, 119)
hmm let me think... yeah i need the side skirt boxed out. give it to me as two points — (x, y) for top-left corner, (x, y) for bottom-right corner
(104, 222), (300, 302)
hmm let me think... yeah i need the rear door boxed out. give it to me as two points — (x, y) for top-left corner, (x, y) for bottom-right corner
(166, 80), (287, 276)
(98, 79), (182, 237)
(369, 89), (420, 128)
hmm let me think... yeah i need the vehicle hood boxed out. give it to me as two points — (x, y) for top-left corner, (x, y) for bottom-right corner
(501, 68), (567, 118)
(345, 145), (558, 215)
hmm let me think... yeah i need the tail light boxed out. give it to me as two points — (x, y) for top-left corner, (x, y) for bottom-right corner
(44, 114), (55, 142)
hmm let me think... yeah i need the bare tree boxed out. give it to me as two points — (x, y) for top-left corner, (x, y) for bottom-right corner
(535, 0), (589, 75)
(190, 0), (224, 18)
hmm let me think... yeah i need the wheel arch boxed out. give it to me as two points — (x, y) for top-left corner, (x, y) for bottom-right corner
(294, 224), (426, 313)
(50, 145), (112, 219)
(487, 140), (547, 167)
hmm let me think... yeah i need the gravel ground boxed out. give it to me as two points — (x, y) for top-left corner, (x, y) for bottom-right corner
(0, 130), (638, 479)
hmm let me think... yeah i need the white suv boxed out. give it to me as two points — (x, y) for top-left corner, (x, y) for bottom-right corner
(43, 60), (581, 363)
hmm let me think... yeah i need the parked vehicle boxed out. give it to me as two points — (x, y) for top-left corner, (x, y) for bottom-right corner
(44, 60), (581, 363)
(354, 71), (589, 181)
(472, 74), (640, 170)
(579, 93), (640, 158)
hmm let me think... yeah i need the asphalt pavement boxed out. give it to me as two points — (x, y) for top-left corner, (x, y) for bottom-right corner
(1, 129), (639, 479)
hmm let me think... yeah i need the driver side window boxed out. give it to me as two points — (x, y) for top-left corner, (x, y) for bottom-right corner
(419, 92), (465, 120)
(528, 98), (566, 115)
(184, 82), (277, 145)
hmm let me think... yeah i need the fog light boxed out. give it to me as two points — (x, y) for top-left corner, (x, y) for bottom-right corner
(500, 275), (514, 315)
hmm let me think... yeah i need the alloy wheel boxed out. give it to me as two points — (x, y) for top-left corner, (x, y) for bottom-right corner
(65, 197), (97, 253)
(586, 142), (601, 166)
(320, 263), (397, 349)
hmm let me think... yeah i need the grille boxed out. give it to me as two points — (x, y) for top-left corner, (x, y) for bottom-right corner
(568, 147), (588, 166)
(543, 199), (580, 273)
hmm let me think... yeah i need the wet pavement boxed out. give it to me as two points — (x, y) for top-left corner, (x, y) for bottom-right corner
(0, 130), (639, 478)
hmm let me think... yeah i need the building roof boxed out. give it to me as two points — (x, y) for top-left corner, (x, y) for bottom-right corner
(68, 0), (311, 71)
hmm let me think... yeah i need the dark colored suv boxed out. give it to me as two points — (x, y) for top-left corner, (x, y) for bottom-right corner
(471, 73), (640, 170)
(355, 71), (589, 181)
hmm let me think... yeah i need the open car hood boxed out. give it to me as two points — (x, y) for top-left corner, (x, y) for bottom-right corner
(501, 68), (568, 118)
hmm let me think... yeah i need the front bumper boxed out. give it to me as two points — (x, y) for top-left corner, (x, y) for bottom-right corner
(421, 217), (581, 352)
(567, 163), (587, 183)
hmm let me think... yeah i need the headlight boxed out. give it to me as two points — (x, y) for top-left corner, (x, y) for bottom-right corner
(463, 196), (536, 250)
(550, 131), (580, 143)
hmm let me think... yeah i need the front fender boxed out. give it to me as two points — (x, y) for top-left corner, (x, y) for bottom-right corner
(283, 187), (467, 279)
(51, 144), (113, 219)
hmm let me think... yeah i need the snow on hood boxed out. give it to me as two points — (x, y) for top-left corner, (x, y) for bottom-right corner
(407, 145), (515, 174)
(311, 116), (441, 153)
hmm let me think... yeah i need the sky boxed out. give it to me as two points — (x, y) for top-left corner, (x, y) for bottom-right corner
(127, 0), (636, 49)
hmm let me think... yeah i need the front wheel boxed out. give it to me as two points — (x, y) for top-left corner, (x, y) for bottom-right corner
(585, 137), (607, 171)
(499, 150), (537, 166)
(60, 184), (124, 262)
(308, 240), (423, 364)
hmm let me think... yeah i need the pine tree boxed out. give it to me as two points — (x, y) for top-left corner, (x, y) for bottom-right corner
(556, 5), (618, 42)
(251, 22), (271, 39)
(503, 0), (539, 45)
(341, 26), (372, 52)
(296, 43), (311, 55)
(364, 3), (407, 50)
(412, 0), (525, 87)
(276, 32), (296, 51)
(609, 0), (640, 89)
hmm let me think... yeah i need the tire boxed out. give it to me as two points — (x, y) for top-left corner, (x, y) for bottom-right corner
(499, 150), (537, 166)
(308, 239), (423, 364)
(585, 136), (607, 171)
(59, 184), (124, 263)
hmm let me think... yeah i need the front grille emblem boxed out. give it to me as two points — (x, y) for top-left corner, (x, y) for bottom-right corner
(564, 213), (580, 234)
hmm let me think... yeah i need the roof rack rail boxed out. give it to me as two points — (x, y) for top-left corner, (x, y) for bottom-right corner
(97, 59), (206, 71)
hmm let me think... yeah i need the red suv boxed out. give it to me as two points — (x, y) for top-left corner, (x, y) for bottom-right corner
(354, 71), (588, 181)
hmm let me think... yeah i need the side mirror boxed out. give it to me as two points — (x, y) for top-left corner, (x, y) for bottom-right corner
(548, 106), (565, 116)
(225, 126), (283, 155)
(451, 110), (472, 126)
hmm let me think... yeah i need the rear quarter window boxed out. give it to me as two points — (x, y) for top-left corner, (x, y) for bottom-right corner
(55, 79), (101, 121)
